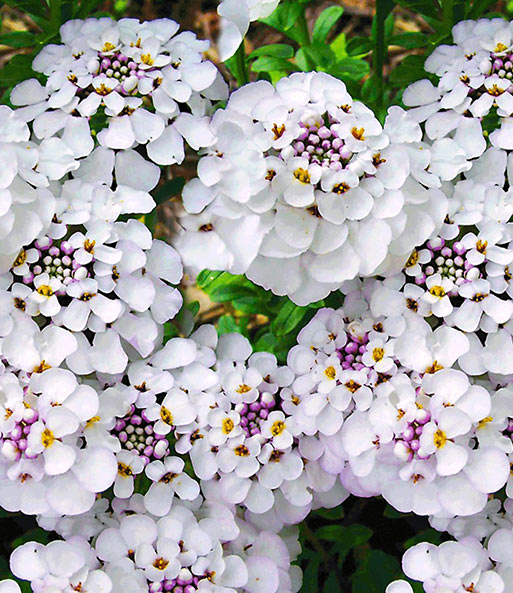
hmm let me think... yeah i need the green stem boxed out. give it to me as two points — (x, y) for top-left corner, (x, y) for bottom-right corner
(295, 9), (315, 71)
(233, 41), (249, 87)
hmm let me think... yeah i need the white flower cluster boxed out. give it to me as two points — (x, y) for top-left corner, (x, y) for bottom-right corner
(7, 9), (513, 593)
(175, 71), (449, 305)
(0, 494), (301, 593)
(10, 17), (227, 166)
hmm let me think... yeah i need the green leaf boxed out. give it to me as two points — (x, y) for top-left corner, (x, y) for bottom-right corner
(217, 314), (248, 336)
(187, 300), (200, 316)
(361, 74), (380, 104)
(302, 43), (336, 69)
(251, 56), (298, 73)
(0, 31), (36, 48)
(196, 270), (226, 290)
(260, 2), (303, 36)
(152, 177), (185, 207)
(394, 0), (439, 19)
(312, 6), (344, 45)
(389, 54), (429, 85)
(316, 524), (372, 544)
(329, 57), (370, 81)
(389, 32), (429, 49)
(249, 44), (294, 59)
(12, 528), (51, 549)
(300, 553), (321, 593)
(323, 573), (342, 593)
(345, 36), (373, 56)
(0, 53), (40, 85)
(209, 284), (257, 302)
(352, 550), (401, 593)
(3, 0), (48, 18)
(404, 528), (443, 549)
(466, 0), (496, 18)
(271, 300), (308, 337)
(73, 0), (104, 18)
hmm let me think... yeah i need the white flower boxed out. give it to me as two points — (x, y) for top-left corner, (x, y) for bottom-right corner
(144, 456), (200, 516)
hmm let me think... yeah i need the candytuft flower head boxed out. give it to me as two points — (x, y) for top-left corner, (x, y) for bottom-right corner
(11, 17), (228, 165)
(176, 72), (447, 305)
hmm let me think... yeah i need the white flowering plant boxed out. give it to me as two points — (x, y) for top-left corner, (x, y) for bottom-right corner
(2, 0), (513, 592)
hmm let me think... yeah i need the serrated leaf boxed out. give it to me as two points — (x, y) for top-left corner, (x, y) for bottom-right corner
(312, 6), (344, 45)
(251, 56), (298, 73)
(249, 44), (294, 59)
(0, 31), (36, 48)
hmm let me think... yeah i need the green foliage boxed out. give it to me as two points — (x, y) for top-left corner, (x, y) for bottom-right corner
(195, 270), (343, 363)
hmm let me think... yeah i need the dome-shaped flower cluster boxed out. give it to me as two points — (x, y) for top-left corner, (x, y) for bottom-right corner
(176, 71), (448, 304)
(10, 17), (227, 165)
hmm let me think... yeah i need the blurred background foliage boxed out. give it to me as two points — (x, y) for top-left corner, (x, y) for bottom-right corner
(0, 0), (509, 590)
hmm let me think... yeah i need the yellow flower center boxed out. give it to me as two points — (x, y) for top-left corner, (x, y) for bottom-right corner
(102, 42), (116, 53)
(141, 53), (154, 66)
(234, 445), (250, 456)
(85, 416), (101, 428)
(32, 360), (51, 374)
(13, 249), (27, 267)
(429, 285), (446, 298)
(222, 418), (234, 434)
(153, 557), (169, 570)
(160, 406), (174, 426)
(117, 462), (133, 477)
(236, 384), (251, 394)
(332, 182), (350, 194)
(271, 420), (286, 437)
(42, 428), (55, 448)
(495, 42), (508, 53)
(324, 366), (336, 380)
(37, 285), (54, 298)
(351, 127), (365, 141)
(271, 123), (285, 140)
(433, 429), (447, 449)
(476, 240), (488, 254)
(477, 416), (493, 429)
(405, 250), (419, 267)
(344, 380), (361, 393)
(83, 239), (96, 253)
(372, 347), (384, 362)
(293, 167), (311, 184)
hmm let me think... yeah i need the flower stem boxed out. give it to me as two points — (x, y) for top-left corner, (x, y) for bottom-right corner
(233, 40), (249, 87)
